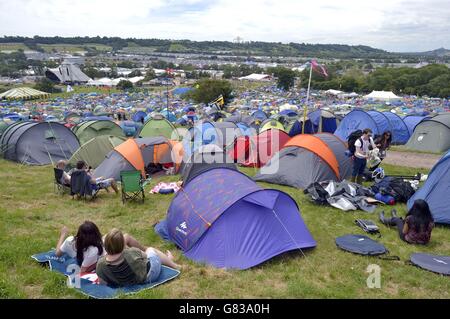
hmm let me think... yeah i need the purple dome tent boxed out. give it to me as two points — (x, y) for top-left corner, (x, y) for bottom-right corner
(157, 168), (316, 269)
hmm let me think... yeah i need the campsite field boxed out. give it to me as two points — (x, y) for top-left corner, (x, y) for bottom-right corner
(0, 158), (449, 299)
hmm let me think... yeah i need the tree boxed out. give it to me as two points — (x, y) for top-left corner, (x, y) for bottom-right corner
(270, 67), (296, 91)
(144, 68), (156, 81)
(128, 69), (142, 77)
(116, 80), (133, 90)
(187, 79), (233, 104)
(34, 78), (59, 93)
(82, 67), (105, 79)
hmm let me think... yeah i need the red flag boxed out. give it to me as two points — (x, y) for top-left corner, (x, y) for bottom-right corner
(311, 59), (328, 77)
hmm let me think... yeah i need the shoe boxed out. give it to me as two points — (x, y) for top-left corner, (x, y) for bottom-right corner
(391, 209), (398, 218)
(379, 211), (390, 226)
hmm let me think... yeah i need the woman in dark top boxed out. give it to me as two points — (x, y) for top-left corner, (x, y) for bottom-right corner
(374, 131), (392, 160)
(379, 199), (434, 245)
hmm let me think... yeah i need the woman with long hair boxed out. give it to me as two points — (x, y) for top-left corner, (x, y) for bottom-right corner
(374, 130), (392, 160)
(56, 221), (150, 272)
(56, 221), (104, 272)
(379, 199), (434, 244)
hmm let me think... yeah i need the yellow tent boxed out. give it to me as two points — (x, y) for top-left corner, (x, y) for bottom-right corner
(0, 87), (50, 100)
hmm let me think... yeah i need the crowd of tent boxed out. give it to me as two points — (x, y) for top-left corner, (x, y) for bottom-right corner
(0, 85), (449, 270)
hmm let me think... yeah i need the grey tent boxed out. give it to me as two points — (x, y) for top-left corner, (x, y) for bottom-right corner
(254, 133), (352, 189)
(45, 62), (91, 84)
(180, 144), (237, 185)
(0, 121), (80, 165)
(405, 113), (450, 153)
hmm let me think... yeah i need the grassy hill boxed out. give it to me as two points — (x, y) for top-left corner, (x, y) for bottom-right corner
(0, 158), (449, 299)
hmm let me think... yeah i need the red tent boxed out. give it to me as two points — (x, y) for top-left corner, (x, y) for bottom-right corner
(230, 128), (290, 167)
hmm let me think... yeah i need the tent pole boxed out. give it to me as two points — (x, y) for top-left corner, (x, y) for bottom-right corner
(302, 63), (313, 134)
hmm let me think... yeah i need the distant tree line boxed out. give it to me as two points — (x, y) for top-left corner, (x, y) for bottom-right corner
(300, 64), (450, 98)
(1, 36), (434, 60)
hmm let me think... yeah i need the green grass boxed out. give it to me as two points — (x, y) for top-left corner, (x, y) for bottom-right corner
(390, 145), (444, 156)
(39, 44), (87, 53)
(0, 43), (28, 52)
(0, 159), (449, 299)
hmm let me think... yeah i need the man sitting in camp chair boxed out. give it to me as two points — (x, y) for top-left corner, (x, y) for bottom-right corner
(71, 160), (119, 198)
(54, 160), (71, 194)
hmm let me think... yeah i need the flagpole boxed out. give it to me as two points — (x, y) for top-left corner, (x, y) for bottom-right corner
(302, 62), (313, 134)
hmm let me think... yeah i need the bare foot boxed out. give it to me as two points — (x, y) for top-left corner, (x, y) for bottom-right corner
(166, 250), (175, 261)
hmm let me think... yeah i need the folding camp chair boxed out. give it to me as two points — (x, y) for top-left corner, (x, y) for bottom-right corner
(70, 170), (99, 200)
(120, 170), (150, 204)
(53, 168), (71, 195)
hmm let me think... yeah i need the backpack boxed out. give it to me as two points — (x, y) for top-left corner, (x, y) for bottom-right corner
(347, 130), (363, 156)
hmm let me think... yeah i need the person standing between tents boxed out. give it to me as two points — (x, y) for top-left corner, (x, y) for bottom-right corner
(374, 131), (392, 162)
(351, 128), (377, 184)
(379, 199), (434, 245)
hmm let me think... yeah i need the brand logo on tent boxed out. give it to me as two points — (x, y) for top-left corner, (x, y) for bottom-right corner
(176, 221), (188, 236)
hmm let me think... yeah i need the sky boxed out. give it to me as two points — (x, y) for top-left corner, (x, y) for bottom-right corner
(0, 0), (449, 52)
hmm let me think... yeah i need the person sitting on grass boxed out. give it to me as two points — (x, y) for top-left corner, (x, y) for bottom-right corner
(379, 199), (434, 245)
(56, 221), (104, 273)
(96, 228), (181, 287)
(75, 160), (119, 194)
(56, 221), (157, 273)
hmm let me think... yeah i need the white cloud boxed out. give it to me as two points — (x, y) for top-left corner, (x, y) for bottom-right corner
(0, 0), (448, 51)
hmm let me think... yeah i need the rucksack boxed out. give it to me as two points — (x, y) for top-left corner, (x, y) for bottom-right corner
(347, 130), (363, 156)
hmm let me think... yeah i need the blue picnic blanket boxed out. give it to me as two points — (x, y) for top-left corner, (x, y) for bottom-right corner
(31, 250), (180, 299)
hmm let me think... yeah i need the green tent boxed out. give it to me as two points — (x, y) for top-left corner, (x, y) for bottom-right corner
(139, 117), (180, 140)
(259, 119), (286, 133)
(406, 113), (450, 153)
(68, 135), (126, 169)
(73, 120), (125, 145)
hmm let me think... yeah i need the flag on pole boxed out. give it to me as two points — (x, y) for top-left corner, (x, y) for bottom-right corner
(310, 59), (328, 77)
(210, 94), (225, 108)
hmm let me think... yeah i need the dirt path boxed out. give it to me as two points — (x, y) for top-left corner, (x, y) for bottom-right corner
(383, 150), (441, 169)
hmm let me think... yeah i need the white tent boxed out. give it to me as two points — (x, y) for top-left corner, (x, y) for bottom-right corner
(87, 76), (144, 86)
(325, 89), (343, 96)
(238, 73), (271, 81)
(279, 103), (298, 112)
(364, 91), (401, 100)
(45, 62), (91, 83)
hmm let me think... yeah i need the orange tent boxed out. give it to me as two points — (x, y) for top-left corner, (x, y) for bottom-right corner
(94, 137), (184, 180)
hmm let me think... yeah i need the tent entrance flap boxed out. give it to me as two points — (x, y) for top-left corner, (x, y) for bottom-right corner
(243, 190), (280, 210)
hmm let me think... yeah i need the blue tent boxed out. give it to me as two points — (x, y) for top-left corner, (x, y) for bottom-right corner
(236, 122), (253, 136)
(334, 109), (391, 141)
(0, 113), (22, 121)
(156, 168), (316, 269)
(172, 87), (193, 95)
(160, 109), (177, 122)
(251, 110), (268, 121)
(382, 112), (409, 144)
(191, 121), (242, 155)
(120, 120), (141, 137)
(279, 109), (298, 117)
(132, 111), (147, 123)
(407, 150), (450, 225)
(289, 110), (337, 136)
(403, 115), (426, 136)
